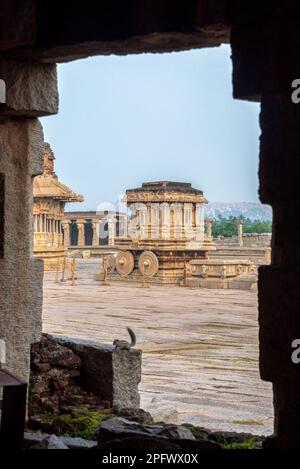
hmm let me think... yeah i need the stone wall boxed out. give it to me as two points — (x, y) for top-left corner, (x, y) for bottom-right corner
(242, 233), (271, 248)
(214, 233), (271, 248)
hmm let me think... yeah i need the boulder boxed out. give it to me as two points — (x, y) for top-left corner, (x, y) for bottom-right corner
(117, 408), (154, 425)
(31, 434), (69, 450)
(145, 398), (179, 425)
(97, 416), (196, 442)
(24, 431), (97, 450)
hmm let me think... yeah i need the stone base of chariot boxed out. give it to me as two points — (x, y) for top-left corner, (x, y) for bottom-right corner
(184, 259), (258, 291)
(107, 249), (207, 286)
(110, 269), (185, 285)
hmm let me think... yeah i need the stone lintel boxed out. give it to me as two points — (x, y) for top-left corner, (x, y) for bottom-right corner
(0, 59), (58, 117)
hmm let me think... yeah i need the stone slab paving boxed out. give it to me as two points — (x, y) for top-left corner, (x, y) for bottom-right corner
(42, 259), (273, 436)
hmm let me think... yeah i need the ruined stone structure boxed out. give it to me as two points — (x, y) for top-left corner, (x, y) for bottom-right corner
(33, 143), (83, 270)
(62, 211), (126, 256)
(0, 0), (300, 448)
(112, 181), (215, 284)
(211, 223), (272, 267)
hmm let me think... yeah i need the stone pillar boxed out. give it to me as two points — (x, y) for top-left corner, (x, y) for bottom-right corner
(34, 215), (38, 233)
(172, 203), (183, 239)
(139, 205), (148, 239)
(107, 217), (116, 246)
(205, 218), (213, 242)
(161, 203), (170, 239)
(92, 220), (99, 247)
(237, 219), (243, 247)
(0, 58), (57, 381)
(195, 203), (204, 242)
(76, 219), (86, 247)
(150, 203), (160, 239)
(183, 203), (193, 239)
(62, 220), (71, 248)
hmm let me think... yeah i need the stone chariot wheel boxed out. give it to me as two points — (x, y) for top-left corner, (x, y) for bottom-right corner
(138, 251), (159, 278)
(115, 251), (134, 277)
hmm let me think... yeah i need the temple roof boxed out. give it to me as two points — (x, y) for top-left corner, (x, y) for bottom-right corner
(33, 142), (84, 203)
(127, 181), (204, 195)
(125, 181), (207, 204)
(33, 174), (84, 202)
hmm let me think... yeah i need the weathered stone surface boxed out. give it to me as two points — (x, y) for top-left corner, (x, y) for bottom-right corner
(0, 118), (44, 381)
(32, 334), (81, 369)
(0, 59), (58, 116)
(29, 334), (103, 419)
(56, 336), (142, 410)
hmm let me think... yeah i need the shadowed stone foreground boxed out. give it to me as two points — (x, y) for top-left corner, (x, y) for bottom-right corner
(43, 259), (273, 436)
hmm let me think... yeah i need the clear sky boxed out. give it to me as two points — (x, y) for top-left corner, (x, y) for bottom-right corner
(41, 45), (260, 211)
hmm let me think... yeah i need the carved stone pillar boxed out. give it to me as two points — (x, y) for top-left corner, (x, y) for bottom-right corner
(139, 205), (148, 239)
(107, 218), (115, 246)
(92, 220), (99, 247)
(172, 203), (183, 239)
(195, 203), (204, 242)
(62, 220), (71, 248)
(150, 203), (160, 239)
(205, 218), (213, 242)
(183, 203), (193, 239)
(76, 219), (86, 247)
(161, 203), (170, 239)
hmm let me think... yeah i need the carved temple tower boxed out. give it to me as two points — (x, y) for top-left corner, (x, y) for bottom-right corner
(33, 143), (83, 270)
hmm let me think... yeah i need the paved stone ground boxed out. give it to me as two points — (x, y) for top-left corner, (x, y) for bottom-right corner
(43, 259), (273, 435)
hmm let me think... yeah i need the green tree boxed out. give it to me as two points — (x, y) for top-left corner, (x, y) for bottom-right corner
(212, 216), (272, 238)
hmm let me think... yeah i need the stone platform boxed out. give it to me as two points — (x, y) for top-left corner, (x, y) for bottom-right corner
(187, 259), (257, 290)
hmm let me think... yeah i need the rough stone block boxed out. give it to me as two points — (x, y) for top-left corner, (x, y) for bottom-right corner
(0, 60), (58, 117)
(56, 336), (142, 410)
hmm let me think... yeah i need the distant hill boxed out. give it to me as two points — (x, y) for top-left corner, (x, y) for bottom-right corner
(205, 202), (272, 222)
